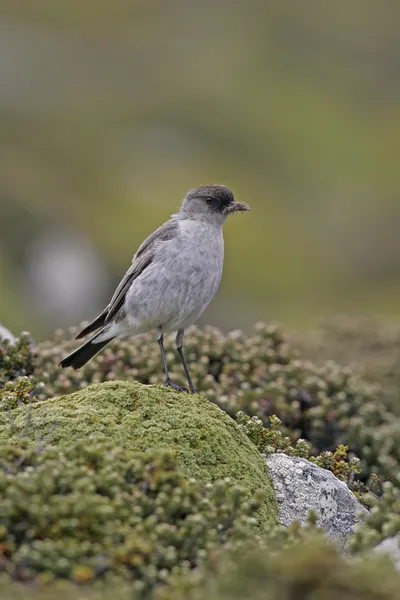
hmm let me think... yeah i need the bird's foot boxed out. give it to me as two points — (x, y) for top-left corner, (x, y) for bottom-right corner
(164, 379), (188, 393)
(164, 379), (188, 392)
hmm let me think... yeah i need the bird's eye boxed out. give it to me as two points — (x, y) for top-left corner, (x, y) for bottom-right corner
(205, 197), (213, 204)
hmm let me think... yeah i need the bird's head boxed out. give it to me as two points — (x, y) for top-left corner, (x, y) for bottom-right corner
(179, 185), (250, 224)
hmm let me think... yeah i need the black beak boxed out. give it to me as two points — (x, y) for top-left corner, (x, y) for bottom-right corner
(224, 202), (250, 214)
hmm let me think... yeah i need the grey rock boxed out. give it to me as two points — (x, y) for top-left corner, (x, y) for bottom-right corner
(265, 453), (369, 549)
(374, 537), (400, 571)
(0, 324), (15, 343)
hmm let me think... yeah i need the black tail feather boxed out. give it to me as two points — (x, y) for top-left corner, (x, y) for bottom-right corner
(59, 334), (115, 369)
(75, 307), (109, 339)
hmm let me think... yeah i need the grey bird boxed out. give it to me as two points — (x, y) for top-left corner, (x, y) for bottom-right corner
(59, 185), (250, 393)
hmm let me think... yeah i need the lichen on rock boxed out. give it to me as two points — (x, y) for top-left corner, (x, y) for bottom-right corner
(265, 453), (369, 550)
(0, 380), (277, 531)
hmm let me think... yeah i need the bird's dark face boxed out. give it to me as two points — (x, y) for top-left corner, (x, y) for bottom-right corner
(181, 185), (250, 223)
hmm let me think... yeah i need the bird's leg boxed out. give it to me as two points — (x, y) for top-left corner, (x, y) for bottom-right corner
(157, 327), (188, 392)
(176, 329), (196, 394)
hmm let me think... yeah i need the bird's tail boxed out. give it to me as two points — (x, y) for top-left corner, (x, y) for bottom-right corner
(59, 329), (115, 370)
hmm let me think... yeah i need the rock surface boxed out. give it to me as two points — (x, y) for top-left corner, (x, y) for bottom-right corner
(0, 324), (15, 343)
(0, 380), (278, 530)
(374, 537), (400, 571)
(265, 453), (368, 549)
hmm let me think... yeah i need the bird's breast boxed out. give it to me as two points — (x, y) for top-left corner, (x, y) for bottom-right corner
(156, 220), (224, 320)
(125, 220), (224, 332)
(175, 219), (224, 283)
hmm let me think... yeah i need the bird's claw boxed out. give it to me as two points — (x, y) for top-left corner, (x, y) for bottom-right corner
(164, 379), (189, 393)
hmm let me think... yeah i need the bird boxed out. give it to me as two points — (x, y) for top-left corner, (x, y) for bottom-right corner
(59, 185), (250, 393)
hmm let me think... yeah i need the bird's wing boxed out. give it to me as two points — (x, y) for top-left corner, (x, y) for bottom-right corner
(75, 218), (179, 338)
(75, 306), (109, 339)
(104, 218), (179, 324)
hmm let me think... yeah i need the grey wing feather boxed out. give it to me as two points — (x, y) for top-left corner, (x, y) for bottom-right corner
(104, 218), (179, 324)
(75, 218), (179, 338)
(104, 252), (153, 323)
(75, 258), (151, 339)
(75, 306), (109, 339)
(134, 217), (179, 259)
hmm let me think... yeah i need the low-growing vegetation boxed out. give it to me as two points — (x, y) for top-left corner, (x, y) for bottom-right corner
(0, 440), (260, 595)
(3, 322), (396, 480)
(1, 318), (399, 598)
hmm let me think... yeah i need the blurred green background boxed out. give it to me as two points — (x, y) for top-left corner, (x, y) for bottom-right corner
(1, 0), (399, 340)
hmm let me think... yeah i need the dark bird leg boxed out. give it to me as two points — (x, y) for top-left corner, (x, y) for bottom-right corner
(157, 327), (187, 392)
(176, 329), (196, 394)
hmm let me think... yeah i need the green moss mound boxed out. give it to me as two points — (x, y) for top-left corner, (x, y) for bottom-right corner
(0, 441), (261, 594)
(0, 380), (277, 530)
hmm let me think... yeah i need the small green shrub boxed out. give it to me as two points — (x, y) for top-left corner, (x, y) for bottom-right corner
(0, 440), (261, 595)
(0, 578), (133, 600)
(0, 377), (39, 412)
(162, 536), (400, 600)
(236, 412), (310, 458)
(295, 316), (400, 413)
(368, 420), (400, 485)
(0, 334), (35, 387)
(350, 482), (400, 553)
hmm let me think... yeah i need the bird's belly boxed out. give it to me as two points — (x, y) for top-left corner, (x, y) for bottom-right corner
(125, 236), (223, 332)
(163, 265), (221, 331)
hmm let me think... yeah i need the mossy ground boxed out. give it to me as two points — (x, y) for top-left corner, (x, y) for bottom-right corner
(0, 441), (262, 590)
(2, 536), (400, 600)
(0, 380), (277, 530)
(2, 321), (400, 598)
(28, 322), (392, 481)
